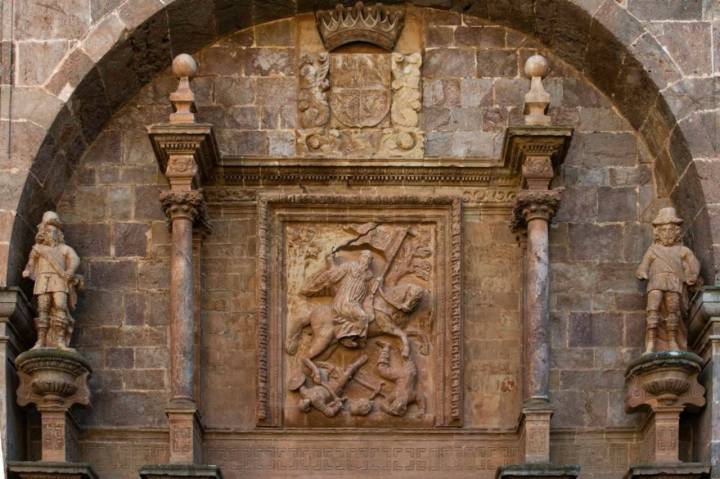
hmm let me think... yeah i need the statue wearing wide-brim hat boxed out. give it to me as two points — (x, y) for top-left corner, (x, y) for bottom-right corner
(22, 211), (82, 350)
(636, 207), (700, 353)
(651, 207), (683, 226)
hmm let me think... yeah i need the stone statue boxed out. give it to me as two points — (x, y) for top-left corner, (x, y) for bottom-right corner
(375, 341), (424, 417)
(289, 355), (368, 417)
(22, 211), (82, 350)
(636, 207), (701, 353)
(300, 250), (378, 348)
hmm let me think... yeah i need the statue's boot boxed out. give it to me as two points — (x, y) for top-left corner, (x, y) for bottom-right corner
(32, 326), (47, 349)
(32, 316), (48, 349)
(50, 314), (71, 350)
(644, 312), (660, 354)
(666, 313), (680, 351)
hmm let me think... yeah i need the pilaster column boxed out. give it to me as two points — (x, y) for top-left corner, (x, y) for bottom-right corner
(514, 187), (562, 405)
(496, 56), (573, 478)
(144, 54), (220, 478)
(161, 190), (207, 408)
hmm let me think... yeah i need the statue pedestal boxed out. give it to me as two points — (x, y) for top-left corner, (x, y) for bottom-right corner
(9, 348), (96, 478)
(7, 461), (97, 479)
(138, 464), (223, 479)
(624, 352), (709, 478)
(496, 464), (580, 478)
(624, 463), (710, 479)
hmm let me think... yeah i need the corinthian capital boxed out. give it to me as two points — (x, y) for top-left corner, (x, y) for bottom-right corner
(160, 189), (211, 231)
(512, 188), (563, 230)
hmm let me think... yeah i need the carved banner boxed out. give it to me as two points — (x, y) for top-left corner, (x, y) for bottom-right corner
(257, 195), (462, 428)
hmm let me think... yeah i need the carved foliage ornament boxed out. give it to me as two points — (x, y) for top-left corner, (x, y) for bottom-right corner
(511, 188), (563, 230)
(316, 2), (405, 51)
(298, 53), (330, 129)
(160, 189), (211, 231)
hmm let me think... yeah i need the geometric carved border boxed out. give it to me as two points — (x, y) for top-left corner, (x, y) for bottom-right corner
(256, 194), (463, 428)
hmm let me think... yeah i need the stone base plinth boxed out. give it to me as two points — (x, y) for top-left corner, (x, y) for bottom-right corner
(7, 461), (98, 479)
(624, 463), (710, 478)
(139, 464), (222, 479)
(496, 464), (580, 478)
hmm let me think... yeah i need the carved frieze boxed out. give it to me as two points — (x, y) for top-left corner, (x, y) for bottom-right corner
(257, 195), (462, 428)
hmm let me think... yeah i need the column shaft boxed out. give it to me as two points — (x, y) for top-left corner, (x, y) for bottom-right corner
(170, 213), (195, 402)
(525, 216), (550, 402)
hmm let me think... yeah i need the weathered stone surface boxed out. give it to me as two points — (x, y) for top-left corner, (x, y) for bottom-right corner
(255, 19), (295, 46)
(569, 312), (623, 347)
(14, 0), (91, 40)
(16, 41), (70, 86)
(424, 49), (476, 78)
(656, 22), (713, 76)
(477, 49), (518, 77)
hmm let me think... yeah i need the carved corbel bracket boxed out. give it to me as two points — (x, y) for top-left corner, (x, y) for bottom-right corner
(148, 124), (221, 188)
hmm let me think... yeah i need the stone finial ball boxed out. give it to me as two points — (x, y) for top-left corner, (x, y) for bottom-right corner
(524, 54), (549, 78)
(172, 53), (198, 78)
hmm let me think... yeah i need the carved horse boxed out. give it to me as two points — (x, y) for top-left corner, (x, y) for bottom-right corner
(285, 282), (426, 361)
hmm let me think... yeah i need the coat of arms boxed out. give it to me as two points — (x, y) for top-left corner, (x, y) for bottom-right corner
(295, 3), (424, 159)
(329, 54), (391, 128)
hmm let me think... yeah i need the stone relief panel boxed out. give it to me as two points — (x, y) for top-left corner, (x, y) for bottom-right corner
(296, 3), (424, 159)
(257, 195), (462, 428)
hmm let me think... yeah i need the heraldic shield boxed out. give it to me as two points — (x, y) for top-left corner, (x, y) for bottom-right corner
(329, 54), (391, 128)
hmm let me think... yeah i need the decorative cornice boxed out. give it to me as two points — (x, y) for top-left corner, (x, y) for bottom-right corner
(215, 165), (518, 186)
(511, 188), (564, 230)
(316, 2), (405, 51)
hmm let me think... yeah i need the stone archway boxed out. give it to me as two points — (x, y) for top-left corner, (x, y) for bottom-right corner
(5, 0), (717, 291)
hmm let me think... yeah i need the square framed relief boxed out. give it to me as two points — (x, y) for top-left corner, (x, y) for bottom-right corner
(256, 194), (462, 428)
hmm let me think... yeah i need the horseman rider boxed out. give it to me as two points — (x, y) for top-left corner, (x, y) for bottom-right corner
(301, 250), (378, 348)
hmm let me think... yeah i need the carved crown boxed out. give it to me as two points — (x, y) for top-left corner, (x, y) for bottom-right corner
(316, 2), (405, 51)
